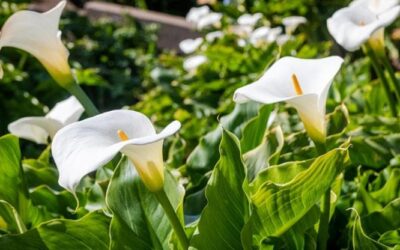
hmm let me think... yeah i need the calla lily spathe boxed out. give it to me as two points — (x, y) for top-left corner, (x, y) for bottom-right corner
(350, 0), (399, 14)
(183, 55), (207, 72)
(233, 56), (344, 143)
(197, 12), (223, 30)
(8, 96), (84, 144)
(186, 6), (210, 24)
(327, 4), (400, 51)
(0, 1), (73, 87)
(52, 110), (181, 192)
(179, 38), (203, 54)
(205, 31), (224, 42)
(237, 13), (263, 27)
(282, 16), (307, 35)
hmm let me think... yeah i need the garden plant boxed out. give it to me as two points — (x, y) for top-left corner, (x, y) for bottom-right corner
(0, 0), (399, 249)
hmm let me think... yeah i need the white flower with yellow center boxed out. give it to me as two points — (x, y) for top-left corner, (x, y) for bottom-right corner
(327, 4), (400, 51)
(233, 56), (344, 143)
(52, 110), (181, 192)
(8, 96), (84, 144)
(0, 1), (73, 88)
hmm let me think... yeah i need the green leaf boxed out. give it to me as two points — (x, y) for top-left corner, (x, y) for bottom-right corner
(240, 105), (274, 153)
(362, 198), (400, 236)
(245, 146), (349, 246)
(191, 130), (249, 250)
(0, 200), (26, 234)
(0, 211), (110, 250)
(0, 134), (50, 228)
(351, 210), (389, 250)
(187, 102), (260, 173)
(244, 126), (284, 181)
(106, 157), (184, 250)
(379, 230), (400, 246)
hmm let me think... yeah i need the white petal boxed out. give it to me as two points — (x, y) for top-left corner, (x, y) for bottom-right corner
(327, 5), (400, 51)
(237, 13), (263, 26)
(46, 96), (84, 125)
(197, 13), (223, 30)
(186, 6), (210, 24)
(205, 31), (224, 42)
(350, 0), (400, 14)
(183, 55), (207, 71)
(250, 26), (270, 45)
(179, 37), (203, 54)
(234, 56), (343, 104)
(0, 1), (71, 85)
(233, 56), (343, 142)
(231, 25), (253, 37)
(0, 64), (3, 79)
(282, 16), (307, 34)
(276, 34), (293, 45)
(52, 110), (180, 191)
(8, 117), (62, 144)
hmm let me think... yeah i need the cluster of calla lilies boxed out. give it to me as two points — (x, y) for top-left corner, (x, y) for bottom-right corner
(181, 6), (307, 72)
(1, 0), (400, 249)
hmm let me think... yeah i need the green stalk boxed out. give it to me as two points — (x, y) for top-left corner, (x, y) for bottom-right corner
(66, 83), (99, 117)
(380, 53), (400, 102)
(314, 141), (330, 250)
(363, 45), (397, 117)
(317, 188), (331, 250)
(154, 189), (189, 250)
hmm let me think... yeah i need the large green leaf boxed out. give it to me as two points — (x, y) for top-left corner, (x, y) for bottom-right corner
(240, 105), (274, 153)
(186, 102), (260, 173)
(351, 211), (389, 250)
(245, 146), (349, 246)
(0, 134), (50, 228)
(0, 200), (26, 234)
(191, 130), (249, 250)
(106, 157), (185, 250)
(0, 211), (110, 250)
(362, 198), (400, 236)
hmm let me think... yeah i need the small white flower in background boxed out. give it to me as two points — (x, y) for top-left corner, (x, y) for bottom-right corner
(237, 38), (247, 47)
(186, 6), (210, 24)
(197, 12), (223, 30)
(237, 13), (263, 27)
(51, 110), (181, 192)
(183, 55), (207, 72)
(8, 96), (84, 144)
(282, 16), (307, 35)
(350, 0), (399, 15)
(179, 37), (203, 54)
(249, 26), (270, 45)
(205, 31), (224, 42)
(233, 56), (344, 143)
(250, 26), (282, 46)
(0, 1), (73, 88)
(231, 25), (253, 37)
(327, 4), (400, 51)
(276, 34), (293, 46)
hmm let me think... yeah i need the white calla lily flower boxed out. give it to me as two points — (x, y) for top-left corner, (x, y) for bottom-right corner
(186, 6), (210, 24)
(8, 96), (84, 144)
(0, 1), (73, 88)
(52, 110), (181, 192)
(276, 34), (293, 46)
(231, 25), (253, 37)
(183, 55), (207, 72)
(205, 31), (224, 42)
(179, 37), (203, 54)
(233, 56), (344, 143)
(327, 5), (400, 51)
(282, 16), (307, 34)
(237, 13), (263, 27)
(350, 0), (399, 14)
(197, 12), (223, 30)
(250, 26), (270, 45)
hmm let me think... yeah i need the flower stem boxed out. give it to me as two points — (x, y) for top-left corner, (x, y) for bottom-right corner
(363, 45), (397, 117)
(380, 53), (400, 102)
(317, 188), (331, 250)
(154, 189), (189, 250)
(66, 83), (99, 117)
